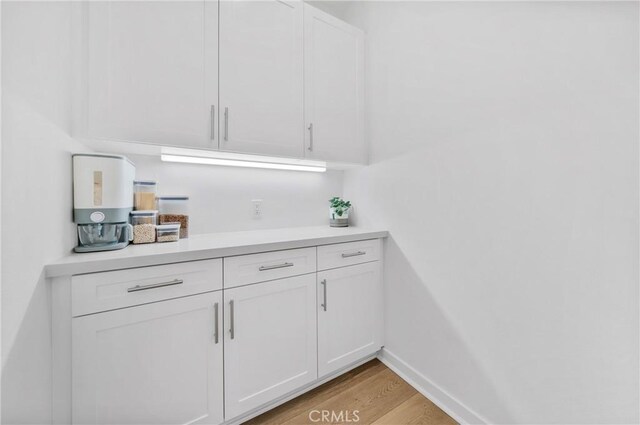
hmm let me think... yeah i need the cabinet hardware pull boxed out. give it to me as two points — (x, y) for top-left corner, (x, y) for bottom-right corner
(210, 105), (215, 141)
(308, 123), (313, 151)
(213, 302), (219, 344)
(127, 279), (183, 293)
(229, 300), (235, 340)
(258, 262), (294, 271)
(224, 107), (229, 141)
(342, 251), (366, 258)
(321, 279), (327, 311)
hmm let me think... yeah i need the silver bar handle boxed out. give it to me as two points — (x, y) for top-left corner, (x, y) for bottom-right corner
(308, 123), (313, 151)
(320, 279), (327, 311)
(229, 300), (235, 340)
(259, 262), (294, 271)
(213, 302), (219, 344)
(210, 105), (215, 141)
(127, 279), (183, 293)
(342, 251), (367, 258)
(224, 107), (229, 141)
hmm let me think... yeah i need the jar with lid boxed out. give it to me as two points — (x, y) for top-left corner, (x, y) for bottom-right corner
(156, 223), (181, 243)
(133, 181), (157, 211)
(130, 210), (158, 244)
(157, 196), (189, 239)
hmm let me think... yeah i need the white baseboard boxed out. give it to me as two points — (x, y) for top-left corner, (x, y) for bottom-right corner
(377, 349), (488, 425)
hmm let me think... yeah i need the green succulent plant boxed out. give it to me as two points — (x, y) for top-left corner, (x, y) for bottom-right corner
(329, 197), (352, 217)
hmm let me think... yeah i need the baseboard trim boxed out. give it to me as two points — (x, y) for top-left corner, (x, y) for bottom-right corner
(377, 349), (488, 425)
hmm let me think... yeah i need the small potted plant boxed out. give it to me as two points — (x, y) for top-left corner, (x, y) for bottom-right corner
(329, 197), (352, 227)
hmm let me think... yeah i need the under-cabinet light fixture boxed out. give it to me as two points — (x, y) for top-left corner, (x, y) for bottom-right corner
(160, 147), (327, 173)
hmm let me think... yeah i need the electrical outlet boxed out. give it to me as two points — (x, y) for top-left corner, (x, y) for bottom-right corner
(252, 199), (263, 218)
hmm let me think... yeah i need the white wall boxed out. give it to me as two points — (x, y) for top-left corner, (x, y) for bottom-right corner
(1, 2), (85, 423)
(342, 2), (639, 424)
(130, 154), (343, 234)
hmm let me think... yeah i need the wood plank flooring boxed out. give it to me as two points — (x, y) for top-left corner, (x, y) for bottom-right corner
(245, 359), (457, 425)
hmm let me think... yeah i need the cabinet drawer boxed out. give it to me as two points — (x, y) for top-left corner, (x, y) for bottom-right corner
(72, 259), (222, 317)
(224, 247), (316, 289)
(317, 239), (381, 271)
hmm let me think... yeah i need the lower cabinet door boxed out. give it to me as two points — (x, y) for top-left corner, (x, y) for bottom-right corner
(318, 262), (383, 377)
(224, 274), (317, 419)
(72, 292), (224, 425)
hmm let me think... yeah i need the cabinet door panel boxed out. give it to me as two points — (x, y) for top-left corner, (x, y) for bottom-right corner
(85, 1), (218, 147)
(219, 0), (304, 157)
(318, 262), (382, 377)
(224, 274), (317, 419)
(72, 292), (223, 425)
(304, 5), (365, 163)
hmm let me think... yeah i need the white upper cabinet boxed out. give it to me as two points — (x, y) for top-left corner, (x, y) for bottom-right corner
(219, 0), (304, 157)
(304, 5), (365, 164)
(78, 1), (365, 162)
(81, 1), (218, 148)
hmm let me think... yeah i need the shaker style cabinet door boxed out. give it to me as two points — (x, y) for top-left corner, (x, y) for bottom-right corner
(304, 5), (365, 164)
(224, 274), (317, 419)
(317, 262), (383, 378)
(72, 292), (224, 425)
(82, 1), (218, 147)
(219, 0), (304, 157)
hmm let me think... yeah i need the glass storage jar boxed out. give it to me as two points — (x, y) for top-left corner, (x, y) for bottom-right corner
(133, 181), (158, 211)
(156, 223), (181, 243)
(157, 196), (189, 239)
(130, 210), (158, 244)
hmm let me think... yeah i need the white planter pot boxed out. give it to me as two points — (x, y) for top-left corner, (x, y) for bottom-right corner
(329, 208), (349, 227)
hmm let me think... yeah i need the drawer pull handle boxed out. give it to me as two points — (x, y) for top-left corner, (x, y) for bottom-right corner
(342, 251), (366, 258)
(127, 279), (184, 293)
(259, 262), (294, 271)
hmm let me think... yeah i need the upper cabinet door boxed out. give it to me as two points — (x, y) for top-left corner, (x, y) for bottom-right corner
(304, 5), (365, 164)
(83, 1), (218, 148)
(219, 0), (304, 158)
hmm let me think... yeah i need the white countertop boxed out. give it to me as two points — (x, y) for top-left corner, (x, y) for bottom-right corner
(45, 226), (388, 278)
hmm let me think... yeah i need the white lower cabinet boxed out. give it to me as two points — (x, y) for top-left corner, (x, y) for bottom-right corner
(63, 238), (384, 424)
(72, 291), (224, 425)
(223, 274), (318, 419)
(317, 262), (383, 378)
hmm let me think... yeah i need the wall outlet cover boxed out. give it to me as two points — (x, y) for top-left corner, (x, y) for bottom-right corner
(252, 199), (263, 218)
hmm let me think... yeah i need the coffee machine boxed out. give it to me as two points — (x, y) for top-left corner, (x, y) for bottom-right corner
(73, 153), (135, 253)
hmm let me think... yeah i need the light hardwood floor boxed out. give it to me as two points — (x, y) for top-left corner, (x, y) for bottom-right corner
(245, 359), (457, 425)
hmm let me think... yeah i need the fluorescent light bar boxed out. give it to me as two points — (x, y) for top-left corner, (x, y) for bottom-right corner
(160, 148), (326, 173)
